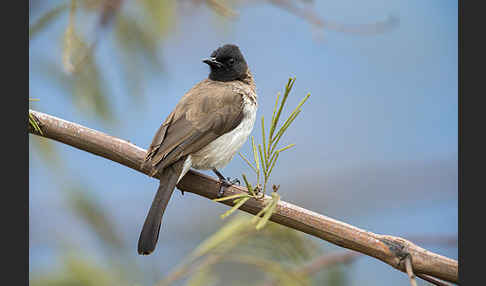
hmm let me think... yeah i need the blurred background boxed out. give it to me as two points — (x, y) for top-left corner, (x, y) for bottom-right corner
(29, 0), (457, 285)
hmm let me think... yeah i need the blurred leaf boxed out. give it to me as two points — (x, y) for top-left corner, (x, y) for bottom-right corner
(60, 0), (113, 121)
(230, 255), (309, 286)
(29, 3), (69, 40)
(206, 0), (238, 18)
(206, 0), (239, 37)
(185, 266), (219, 286)
(30, 253), (124, 286)
(29, 136), (62, 169)
(140, 0), (176, 36)
(157, 216), (254, 286)
(113, 13), (164, 98)
(63, 255), (118, 285)
(162, 214), (323, 286)
(115, 13), (162, 65)
(66, 187), (125, 250)
(190, 215), (253, 259)
(63, 0), (82, 74)
(325, 266), (348, 286)
(241, 220), (321, 266)
(31, 56), (113, 123)
(80, 0), (105, 10)
(72, 56), (113, 121)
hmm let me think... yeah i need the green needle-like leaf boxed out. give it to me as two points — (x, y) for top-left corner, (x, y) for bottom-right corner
(277, 144), (296, 153)
(256, 198), (278, 230)
(271, 109), (301, 154)
(29, 112), (43, 135)
(238, 152), (257, 174)
(272, 78), (295, 141)
(251, 199), (274, 224)
(267, 151), (280, 178)
(190, 216), (253, 259)
(294, 93), (311, 113)
(220, 197), (250, 219)
(258, 144), (266, 177)
(235, 77), (309, 230)
(212, 193), (248, 202)
(241, 174), (255, 196)
(261, 116), (268, 166)
(269, 92), (281, 141)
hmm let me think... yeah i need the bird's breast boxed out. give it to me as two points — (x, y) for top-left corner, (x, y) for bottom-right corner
(190, 94), (257, 170)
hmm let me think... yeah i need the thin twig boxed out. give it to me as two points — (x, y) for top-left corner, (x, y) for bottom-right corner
(405, 255), (418, 286)
(28, 109), (458, 283)
(266, 0), (398, 35)
(417, 274), (455, 286)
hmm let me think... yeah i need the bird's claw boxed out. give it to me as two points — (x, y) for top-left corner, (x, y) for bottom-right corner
(227, 177), (240, 186)
(217, 177), (240, 198)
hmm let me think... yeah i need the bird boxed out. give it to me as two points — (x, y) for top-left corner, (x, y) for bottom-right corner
(138, 44), (257, 255)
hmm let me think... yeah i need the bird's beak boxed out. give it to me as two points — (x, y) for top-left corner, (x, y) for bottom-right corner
(202, 57), (223, 68)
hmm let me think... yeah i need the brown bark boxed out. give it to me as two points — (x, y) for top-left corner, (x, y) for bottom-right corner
(28, 109), (458, 283)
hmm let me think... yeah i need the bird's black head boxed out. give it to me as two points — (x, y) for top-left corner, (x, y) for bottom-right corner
(203, 44), (248, 82)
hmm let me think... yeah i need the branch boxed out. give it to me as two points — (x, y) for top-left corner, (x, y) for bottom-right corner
(28, 109), (458, 283)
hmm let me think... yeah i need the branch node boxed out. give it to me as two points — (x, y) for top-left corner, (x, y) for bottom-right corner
(380, 238), (409, 266)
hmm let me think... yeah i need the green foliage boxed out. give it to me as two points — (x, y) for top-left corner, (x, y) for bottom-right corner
(206, 0), (239, 19)
(29, 180), (144, 286)
(215, 77), (310, 230)
(244, 77), (310, 196)
(189, 215), (253, 259)
(139, 0), (176, 36)
(29, 253), (137, 286)
(29, 102), (65, 169)
(28, 0), (247, 125)
(185, 266), (219, 286)
(29, 0), (166, 124)
(158, 214), (348, 286)
(29, 109), (43, 136)
(62, 0), (113, 121)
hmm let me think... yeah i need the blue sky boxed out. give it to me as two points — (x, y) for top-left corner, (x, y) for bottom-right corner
(29, 1), (457, 285)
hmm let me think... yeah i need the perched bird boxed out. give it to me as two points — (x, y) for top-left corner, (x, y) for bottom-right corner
(138, 44), (257, 255)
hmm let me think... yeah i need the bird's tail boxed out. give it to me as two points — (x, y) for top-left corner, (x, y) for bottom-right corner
(137, 158), (185, 255)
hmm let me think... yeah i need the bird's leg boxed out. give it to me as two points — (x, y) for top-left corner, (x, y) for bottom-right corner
(212, 168), (240, 197)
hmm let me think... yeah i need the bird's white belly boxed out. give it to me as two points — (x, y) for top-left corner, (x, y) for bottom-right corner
(190, 100), (257, 171)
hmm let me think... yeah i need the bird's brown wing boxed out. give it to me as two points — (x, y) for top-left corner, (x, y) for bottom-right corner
(144, 80), (244, 175)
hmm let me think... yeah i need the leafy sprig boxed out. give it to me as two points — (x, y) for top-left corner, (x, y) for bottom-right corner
(29, 99), (43, 135)
(214, 77), (310, 230)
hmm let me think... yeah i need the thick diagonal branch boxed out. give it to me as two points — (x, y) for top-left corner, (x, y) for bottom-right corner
(28, 109), (458, 283)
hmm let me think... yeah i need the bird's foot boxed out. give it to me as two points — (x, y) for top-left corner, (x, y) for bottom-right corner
(212, 168), (240, 197)
(217, 177), (240, 198)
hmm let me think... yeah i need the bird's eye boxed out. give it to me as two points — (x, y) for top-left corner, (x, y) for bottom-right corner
(228, 58), (235, 65)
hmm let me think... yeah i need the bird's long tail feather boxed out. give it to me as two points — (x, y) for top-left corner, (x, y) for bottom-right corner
(138, 158), (185, 255)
